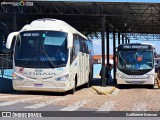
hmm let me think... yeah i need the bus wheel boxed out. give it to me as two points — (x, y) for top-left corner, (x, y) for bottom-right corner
(69, 76), (77, 94)
(117, 84), (122, 89)
(69, 87), (75, 94)
(85, 74), (90, 88)
(148, 85), (154, 89)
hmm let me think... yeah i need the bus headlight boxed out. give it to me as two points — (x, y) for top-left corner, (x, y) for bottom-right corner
(117, 74), (122, 78)
(117, 73), (126, 79)
(55, 74), (69, 81)
(12, 73), (24, 80)
(146, 74), (153, 80)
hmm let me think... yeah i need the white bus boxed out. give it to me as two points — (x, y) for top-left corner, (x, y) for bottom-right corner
(6, 18), (93, 93)
(116, 43), (155, 88)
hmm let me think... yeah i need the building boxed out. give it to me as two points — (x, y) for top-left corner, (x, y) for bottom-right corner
(93, 55), (113, 64)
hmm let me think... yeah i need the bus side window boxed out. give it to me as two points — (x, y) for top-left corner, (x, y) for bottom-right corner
(85, 41), (89, 54)
(70, 34), (79, 64)
(78, 36), (83, 52)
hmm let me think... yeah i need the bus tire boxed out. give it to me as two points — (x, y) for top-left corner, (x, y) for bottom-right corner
(85, 74), (91, 88)
(69, 87), (75, 94)
(69, 75), (77, 94)
(117, 84), (122, 89)
(148, 85), (154, 89)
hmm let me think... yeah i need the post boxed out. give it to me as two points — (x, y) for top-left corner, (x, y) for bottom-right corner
(113, 29), (116, 83)
(122, 34), (124, 44)
(101, 16), (106, 87)
(128, 39), (130, 43)
(13, 8), (17, 31)
(106, 25), (110, 85)
(107, 28), (110, 65)
(118, 32), (120, 45)
(125, 37), (128, 43)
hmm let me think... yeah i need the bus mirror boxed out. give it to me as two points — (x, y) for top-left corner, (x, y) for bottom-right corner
(115, 51), (117, 55)
(115, 51), (117, 56)
(67, 34), (73, 48)
(115, 47), (117, 56)
(6, 32), (19, 49)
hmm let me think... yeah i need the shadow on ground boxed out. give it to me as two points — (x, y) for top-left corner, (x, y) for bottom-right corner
(0, 77), (154, 96)
(0, 78), (103, 96)
(0, 77), (13, 92)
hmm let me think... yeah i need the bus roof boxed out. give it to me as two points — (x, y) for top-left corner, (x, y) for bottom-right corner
(21, 18), (87, 40)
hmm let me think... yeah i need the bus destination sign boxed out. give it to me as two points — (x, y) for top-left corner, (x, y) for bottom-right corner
(121, 45), (151, 49)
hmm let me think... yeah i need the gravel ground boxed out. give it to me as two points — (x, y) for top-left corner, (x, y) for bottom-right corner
(0, 86), (160, 111)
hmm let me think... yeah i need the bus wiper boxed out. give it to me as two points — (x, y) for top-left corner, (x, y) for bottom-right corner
(57, 63), (66, 67)
(42, 50), (56, 68)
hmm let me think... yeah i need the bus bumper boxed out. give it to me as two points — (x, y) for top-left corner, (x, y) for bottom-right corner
(13, 80), (73, 92)
(116, 77), (154, 85)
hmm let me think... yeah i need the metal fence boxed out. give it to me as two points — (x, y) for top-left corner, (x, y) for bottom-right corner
(0, 54), (13, 78)
(0, 54), (13, 92)
(158, 67), (160, 79)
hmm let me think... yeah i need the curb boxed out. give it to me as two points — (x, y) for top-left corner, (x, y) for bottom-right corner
(156, 77), (160, 88)
(91, 86), (116, 95)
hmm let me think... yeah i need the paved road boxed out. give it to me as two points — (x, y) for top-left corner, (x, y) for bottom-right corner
(0, 86), (160, 112)
(0, 79), (160, 118)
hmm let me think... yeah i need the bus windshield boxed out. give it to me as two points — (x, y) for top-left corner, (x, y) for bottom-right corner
(14, 31), (68, 68)
(118, 50), (154, 71)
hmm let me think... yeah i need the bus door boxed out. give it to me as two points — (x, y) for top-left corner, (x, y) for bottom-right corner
(83, 54), (88, 83)
(85, 53), (89, 82)
(79, 40), (84, 84)
(82, 40), (87, 84)
(78, 53), (83, 85)
(83, 41), (89, 83)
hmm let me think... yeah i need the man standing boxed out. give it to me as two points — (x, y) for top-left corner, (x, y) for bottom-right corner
(99, 63), (113, 85)
(107, 63), (113, 85)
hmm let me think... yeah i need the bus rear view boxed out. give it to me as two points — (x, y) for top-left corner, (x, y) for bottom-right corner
(116, 43), (155, 87)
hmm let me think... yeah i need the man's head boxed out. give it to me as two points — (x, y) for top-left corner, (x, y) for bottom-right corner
(108, 63), (113, 67)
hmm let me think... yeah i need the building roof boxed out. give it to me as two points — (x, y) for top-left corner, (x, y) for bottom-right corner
(0, 1), (160, 40)
(93, 55), (113, 60)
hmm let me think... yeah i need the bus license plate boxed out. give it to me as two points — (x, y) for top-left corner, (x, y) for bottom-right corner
(34, 84), (43, 87)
